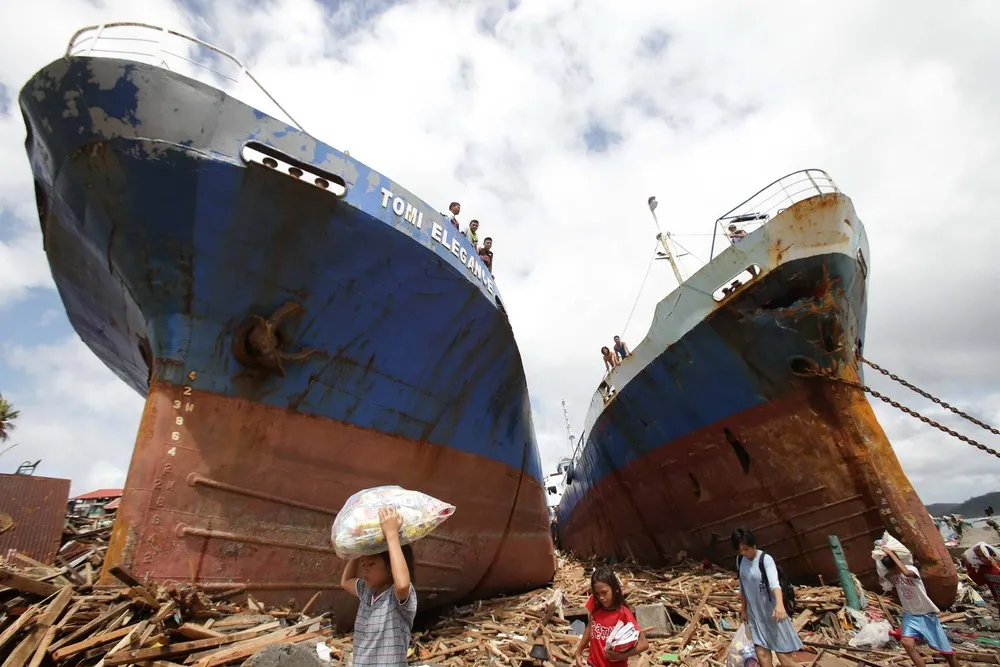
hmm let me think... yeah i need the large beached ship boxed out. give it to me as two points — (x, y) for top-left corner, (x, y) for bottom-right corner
(19, 23), (555, 625)
(554, 170), (958, 608)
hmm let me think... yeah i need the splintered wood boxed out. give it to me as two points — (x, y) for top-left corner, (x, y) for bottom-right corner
(401, 557), (1000, 666)
(3, 532), (998, 667)
(0, 528), (333, 667)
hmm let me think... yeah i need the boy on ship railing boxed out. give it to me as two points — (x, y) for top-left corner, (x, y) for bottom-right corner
(728, 224), (747, 244)
(444, 201), (496, 275)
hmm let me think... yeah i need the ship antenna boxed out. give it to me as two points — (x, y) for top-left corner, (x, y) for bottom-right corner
(561, 398), (576, 456)
(647, 196), (685, 285)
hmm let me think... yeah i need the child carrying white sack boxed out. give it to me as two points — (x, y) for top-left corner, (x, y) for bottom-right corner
(872, 532), (959, 667)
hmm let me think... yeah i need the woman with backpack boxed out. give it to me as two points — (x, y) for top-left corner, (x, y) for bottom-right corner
(731, 528), (804, 667)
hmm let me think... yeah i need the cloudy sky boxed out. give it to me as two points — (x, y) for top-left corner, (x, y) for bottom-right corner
(0, 0), (997, 505)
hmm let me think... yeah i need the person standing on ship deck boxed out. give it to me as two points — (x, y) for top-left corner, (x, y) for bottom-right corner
(444, 201), (461, 230)
(462, 219), (480, 248)
(731, 528), (803, 667)
(727, 224), (747, 244)
(601, 347), (618, 373)
(612, 336), (629, 363)
(479, 237), (494, 272)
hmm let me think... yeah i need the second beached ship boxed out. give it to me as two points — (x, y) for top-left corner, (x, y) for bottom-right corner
(555, 170), (957, 608)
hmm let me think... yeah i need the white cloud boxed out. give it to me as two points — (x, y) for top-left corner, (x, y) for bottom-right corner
(0, 0), (195, 310)
(1, 0), (998, 509)
(1, 337), (144, 495)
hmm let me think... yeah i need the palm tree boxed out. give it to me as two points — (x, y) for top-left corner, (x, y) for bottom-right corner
(0, 395), (19, 443)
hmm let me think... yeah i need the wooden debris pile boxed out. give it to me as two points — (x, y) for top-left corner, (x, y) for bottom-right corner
(3, 537), (998, 667)
(401, 556), (1000, 666)
(0, 554), (334, 667)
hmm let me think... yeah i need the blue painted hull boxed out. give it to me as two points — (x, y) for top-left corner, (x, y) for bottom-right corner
(19, 55), (554, 617)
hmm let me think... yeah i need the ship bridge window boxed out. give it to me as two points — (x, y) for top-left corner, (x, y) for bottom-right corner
(713, 265), (762, 301)
(547, 486), (557, 495)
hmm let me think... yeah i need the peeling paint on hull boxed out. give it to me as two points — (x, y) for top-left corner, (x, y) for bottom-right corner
(18, 55), (555, 625)
(557, 194), (958, 609)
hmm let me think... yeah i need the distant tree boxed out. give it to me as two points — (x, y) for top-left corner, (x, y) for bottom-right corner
(0, 396), (19, 442)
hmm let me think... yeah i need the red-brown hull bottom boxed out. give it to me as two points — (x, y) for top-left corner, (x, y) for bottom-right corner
(558, 383), (957, 608)
(102, 383), (556, 628)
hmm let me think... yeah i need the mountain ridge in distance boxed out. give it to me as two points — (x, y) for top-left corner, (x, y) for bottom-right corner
(926, 491), (1000, 517)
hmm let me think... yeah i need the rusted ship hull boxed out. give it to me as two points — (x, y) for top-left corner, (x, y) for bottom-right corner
(111, 384), (553, 622)
(557, 179), (957, 608)
(20, 32), (555, 626)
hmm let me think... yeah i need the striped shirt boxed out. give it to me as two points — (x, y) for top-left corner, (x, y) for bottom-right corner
(352, 579), (417, 666)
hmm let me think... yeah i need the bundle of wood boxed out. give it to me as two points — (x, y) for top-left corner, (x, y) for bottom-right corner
(0, 559), (333, 667)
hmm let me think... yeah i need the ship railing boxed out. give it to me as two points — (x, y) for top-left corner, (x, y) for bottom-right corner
(65, 23), (305, 132)
(709, 169), (839, 261)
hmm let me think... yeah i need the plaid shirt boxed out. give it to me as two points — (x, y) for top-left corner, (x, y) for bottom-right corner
(352, 579), (417, 666)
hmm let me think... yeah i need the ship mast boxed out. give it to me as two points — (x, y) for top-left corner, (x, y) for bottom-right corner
(647, 196), (684, 285)
(561, 398), (576, 456)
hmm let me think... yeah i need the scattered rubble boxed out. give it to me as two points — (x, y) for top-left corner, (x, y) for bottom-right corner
(402, 555), (1000, 666)
(0, 524), (334, 667)
(2, 525), (999, 667)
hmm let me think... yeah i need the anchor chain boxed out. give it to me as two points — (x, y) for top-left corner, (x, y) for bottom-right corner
(859, 356), (1000, 437)
(797, 360), (1000, 461)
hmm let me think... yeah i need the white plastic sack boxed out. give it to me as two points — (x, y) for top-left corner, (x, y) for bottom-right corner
(331, 485), (456, 559)
(849, 620), (892, 649)
(957, 583), (986, 607)
(725, 623), (757, 667)
(871, 532), (913, 591)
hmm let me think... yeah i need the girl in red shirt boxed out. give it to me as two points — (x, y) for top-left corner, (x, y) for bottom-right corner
(573, 565), (649, 667)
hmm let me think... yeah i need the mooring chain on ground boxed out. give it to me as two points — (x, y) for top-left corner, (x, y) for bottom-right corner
(801, 365), (1000, 462)
(859, 355), (1000, 437)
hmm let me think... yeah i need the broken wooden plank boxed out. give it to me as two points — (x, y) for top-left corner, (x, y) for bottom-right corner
(194, 629), (325, 667)
(103, 622), (282, 666)
(49, 600), (132, 652)
(50, 624), (138, 661)
(2, 587), (74, 667)
(176, 623), (225, 640)
(0, 570), (60, 598)
(0, 604), (39, 653)
(679, 586), (712, 650)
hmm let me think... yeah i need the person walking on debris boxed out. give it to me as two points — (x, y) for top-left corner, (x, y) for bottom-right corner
(879, 543), (960, 667)
(962, 542), (1000, 617)
(731, 528), (804, 667)
(947, 514), (969, 540)
(573, 564), (648, 667)
(340, 507), (417, 667)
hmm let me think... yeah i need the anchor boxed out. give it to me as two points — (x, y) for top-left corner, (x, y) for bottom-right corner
(234, 301), (321, 376)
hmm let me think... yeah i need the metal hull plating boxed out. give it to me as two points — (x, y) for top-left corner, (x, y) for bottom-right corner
(556, 192), (957, 608)
(20, 55), (555, 623)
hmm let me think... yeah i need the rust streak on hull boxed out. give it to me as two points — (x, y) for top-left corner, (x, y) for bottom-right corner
(558, 386), (957, 607)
